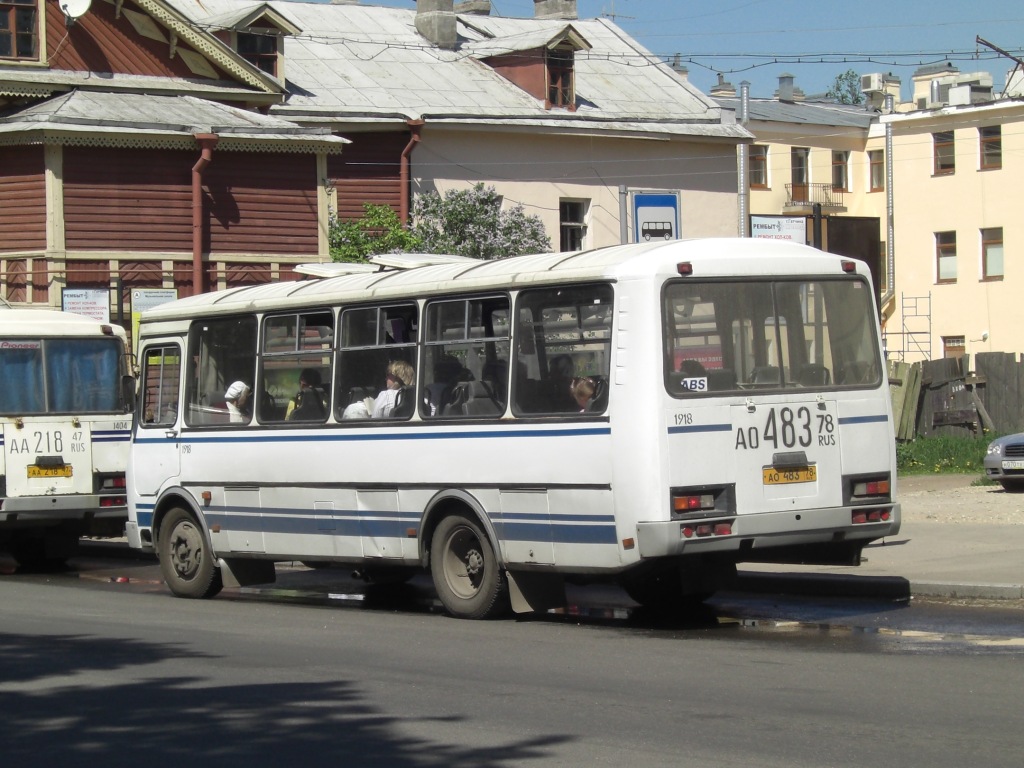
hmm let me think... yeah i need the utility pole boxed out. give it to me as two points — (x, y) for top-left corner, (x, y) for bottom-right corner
(601, 1), (635, 22)
(976, 37), (1024, 96)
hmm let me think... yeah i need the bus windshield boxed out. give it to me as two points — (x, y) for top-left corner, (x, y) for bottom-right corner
(0, 337), (125, 414)
(663, 277), (881, 395)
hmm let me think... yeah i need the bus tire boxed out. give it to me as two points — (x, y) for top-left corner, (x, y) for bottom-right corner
(430, 512), (508, 619)
(158, 507), (222, 599)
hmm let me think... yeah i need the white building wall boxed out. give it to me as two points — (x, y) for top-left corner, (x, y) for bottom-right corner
(413, 128), (739, 249)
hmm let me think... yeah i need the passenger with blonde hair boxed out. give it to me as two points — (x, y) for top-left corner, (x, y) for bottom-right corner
(570, 376), (596, 413)
(372, 360), (415, 418)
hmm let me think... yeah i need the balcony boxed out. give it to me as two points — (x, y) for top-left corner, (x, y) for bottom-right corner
(784, 183), (846, 212)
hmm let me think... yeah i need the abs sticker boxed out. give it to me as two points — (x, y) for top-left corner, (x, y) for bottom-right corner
(681, 376), (707, 392)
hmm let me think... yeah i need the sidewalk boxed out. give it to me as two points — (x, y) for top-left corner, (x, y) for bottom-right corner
(735, 475), (1024, 600)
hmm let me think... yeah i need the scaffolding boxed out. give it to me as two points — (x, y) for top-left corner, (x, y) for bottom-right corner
(896, 293), (932, 361)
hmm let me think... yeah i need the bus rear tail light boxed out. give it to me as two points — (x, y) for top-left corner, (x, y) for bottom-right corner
(673, 493), (714, 513)
(681, 522), (733, 539)
(852, 509), (891, 524)
(97, 473), (127, 508)
(852, 478), (890, 497)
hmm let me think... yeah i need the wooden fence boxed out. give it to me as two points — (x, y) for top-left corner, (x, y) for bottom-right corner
(888, 352), (1024, 440)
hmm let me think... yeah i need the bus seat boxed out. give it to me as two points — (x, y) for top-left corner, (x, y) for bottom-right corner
(393, 386), (416, 418)
(797, 363), (831, 386)
(463, 380), (501, 416)
(706, 369), (737, 391)
(750, 366), (780, 385)
(588, 376), (609, 412)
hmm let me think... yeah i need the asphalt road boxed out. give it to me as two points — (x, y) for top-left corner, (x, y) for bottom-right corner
(2, 559), (1023, 767)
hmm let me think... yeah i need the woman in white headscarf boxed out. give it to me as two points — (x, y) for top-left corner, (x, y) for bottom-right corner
(224, 380), (252, 423)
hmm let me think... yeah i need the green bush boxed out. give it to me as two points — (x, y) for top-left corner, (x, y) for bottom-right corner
(896, 435), (992, 475)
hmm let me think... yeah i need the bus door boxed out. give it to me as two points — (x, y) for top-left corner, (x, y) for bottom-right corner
(132, 343), (183, 499)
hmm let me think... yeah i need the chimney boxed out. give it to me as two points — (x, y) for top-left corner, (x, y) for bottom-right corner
(534, 0), (577, 20)
(455, 0), (491, 14)
(709, 72), (736, 98)
(777, 73), (795, 102)
(416, 0), (457, 50)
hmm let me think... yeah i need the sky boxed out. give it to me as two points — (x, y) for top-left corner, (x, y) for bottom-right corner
(359, 0), (1024, 101)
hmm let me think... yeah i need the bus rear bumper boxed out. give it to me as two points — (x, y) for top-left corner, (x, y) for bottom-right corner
(636, 503), (901, 562)
(1, 495), (126, 522)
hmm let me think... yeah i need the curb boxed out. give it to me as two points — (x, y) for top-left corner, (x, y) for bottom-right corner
(734, 572), (1024, 601)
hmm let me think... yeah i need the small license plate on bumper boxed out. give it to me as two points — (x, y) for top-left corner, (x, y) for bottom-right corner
(763, 466), (816, 485)
(1001, 460), (1024, 470)
(28, 465), (73, 478)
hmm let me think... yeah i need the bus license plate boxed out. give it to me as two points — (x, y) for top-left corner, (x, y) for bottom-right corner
(28, 465), (73, 478)
(763, 466), (816, 485)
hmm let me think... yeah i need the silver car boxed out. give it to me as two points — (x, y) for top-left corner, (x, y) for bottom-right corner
(984, 433), (1024, 491)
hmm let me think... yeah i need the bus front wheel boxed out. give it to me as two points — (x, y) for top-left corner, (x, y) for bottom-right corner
(430, 513), (508, 619)
(158, 508), (223, 599)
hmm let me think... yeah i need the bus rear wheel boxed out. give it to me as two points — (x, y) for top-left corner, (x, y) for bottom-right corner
(158, 508), (222, 599)
(430, 513), (508, 619)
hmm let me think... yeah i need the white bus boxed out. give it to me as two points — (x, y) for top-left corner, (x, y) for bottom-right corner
(1, 309), (135, 567)
(126, 239), (899, 618)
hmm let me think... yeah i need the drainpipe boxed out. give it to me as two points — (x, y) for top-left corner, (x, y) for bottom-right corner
(400, 120), (424, 224)
(192, 134), (219, 295)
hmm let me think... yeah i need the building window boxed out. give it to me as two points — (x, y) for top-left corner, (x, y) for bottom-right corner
(869, 150), (885, 192)
(980, 125), (1002, 170)
(547, 48), (574, 109)
(982, 227), (1004, 280)
(942, 336), (965, 360)
(750, 145), (768, 189)
(933, 131), (955, 175)
(831, 151), (849, 192)
(791, 147), (809, 201)
(936, 231), (957, 283)
(559, 200), (587, 252)
(237, 32), (279, 76)
(0, 0), (37, 60)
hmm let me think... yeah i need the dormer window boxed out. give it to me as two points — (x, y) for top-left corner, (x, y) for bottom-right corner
(547, 47), (574, 109)
(0, 0), (37, 60)
(237, 32), (279, 76)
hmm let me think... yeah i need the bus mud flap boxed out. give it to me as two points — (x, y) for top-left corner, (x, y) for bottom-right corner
(218, 558), (276, 589)
(507, 570), (566, 614)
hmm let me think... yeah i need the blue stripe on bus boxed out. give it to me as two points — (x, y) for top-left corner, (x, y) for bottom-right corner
(837, 414), (889, 425)
(133, 505), (616, 545)
(667, 423), (732, 435)
(133, 426), (611, 445)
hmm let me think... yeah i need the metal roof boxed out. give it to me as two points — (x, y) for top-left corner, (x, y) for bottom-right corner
(140, 238), (859, 322)
(0, 91), (348, 151)
(161, 0), (746, 139)
(713, 96), (878, 129)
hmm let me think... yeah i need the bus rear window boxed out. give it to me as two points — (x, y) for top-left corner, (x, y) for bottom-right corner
(663, 277), (881, 395)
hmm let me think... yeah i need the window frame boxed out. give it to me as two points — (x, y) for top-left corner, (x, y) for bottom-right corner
(559, 199), (588, 252)
(236, 30), (279, 76)
(0, 0), (39, 61)
(980, 125), (1002, 170)
(868, 149), (885, 192)
(935, 231), (957, 284)
(546, 47), (575, 110)
(749, 145), (768, 189)
(831, 150), (850, 192)
(933, 131), (955, 176)
(981, 227), (1004, 281)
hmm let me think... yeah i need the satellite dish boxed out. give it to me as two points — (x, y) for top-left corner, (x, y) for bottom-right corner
(60, 0), (91, 20)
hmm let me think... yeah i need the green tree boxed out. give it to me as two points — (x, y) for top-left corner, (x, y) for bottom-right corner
(411, 183), (551, 260)
(328, 203), (421, 263)
(826, 69), (864, 105)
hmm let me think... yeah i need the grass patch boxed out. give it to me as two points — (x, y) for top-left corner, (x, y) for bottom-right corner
(896, 434), (992, 476)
